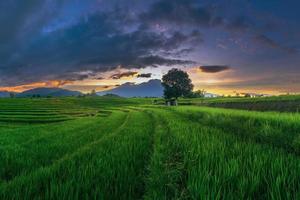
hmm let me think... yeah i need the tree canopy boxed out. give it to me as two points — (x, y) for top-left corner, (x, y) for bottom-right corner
(162, 68), (194, 99)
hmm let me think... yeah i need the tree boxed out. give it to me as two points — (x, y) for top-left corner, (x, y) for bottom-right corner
(162, 68), (194, 99)
(9, 92), (15, 98)
(244, 93), (251, 98)
(187, 89), (206, 98)
(195, 89), (206, 98)
(90, 89), (97, 96)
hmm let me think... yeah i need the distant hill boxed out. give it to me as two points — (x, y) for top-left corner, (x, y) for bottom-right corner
(16, 88), (82, 97)
(0, 91), (12, 98)
(97, 79), (163, 97)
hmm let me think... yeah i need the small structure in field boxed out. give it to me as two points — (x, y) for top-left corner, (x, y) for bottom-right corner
(242, 93), (271, 98)
(204, 93), (219, 98)
(165, 98), (178, 106)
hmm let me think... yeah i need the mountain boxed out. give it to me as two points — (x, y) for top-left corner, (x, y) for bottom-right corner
(97, 79), (163, 97)
(0, 91), (11, 98)
(16, 88), (82, 97)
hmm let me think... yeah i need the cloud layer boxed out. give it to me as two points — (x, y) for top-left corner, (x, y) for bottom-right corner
(0, 1), (203, 86)
(137, 73), (152, 78)
(110, 72), (138, 79)
(0, 0), (299, 93)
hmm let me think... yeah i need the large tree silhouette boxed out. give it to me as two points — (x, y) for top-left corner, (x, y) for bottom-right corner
(162, 68), (194, 99)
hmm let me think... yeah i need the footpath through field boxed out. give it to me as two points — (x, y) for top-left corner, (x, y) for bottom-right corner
(144, 106), (300, 199)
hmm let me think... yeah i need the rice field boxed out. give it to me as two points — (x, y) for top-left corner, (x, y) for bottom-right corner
(1, 97), (300, 199)
(177, 95), (300, 112)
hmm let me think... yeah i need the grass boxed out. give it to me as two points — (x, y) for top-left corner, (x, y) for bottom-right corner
(1, 97), (300, 199)
(177, 95), (300, 112)
(155, 107), (300, 199)
(1, 110), (153, 199)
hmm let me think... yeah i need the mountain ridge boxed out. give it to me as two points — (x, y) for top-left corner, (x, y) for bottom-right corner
(97, 79), (163, 97)
(0, 91), (12, 98)
(16, 87), (82, 97)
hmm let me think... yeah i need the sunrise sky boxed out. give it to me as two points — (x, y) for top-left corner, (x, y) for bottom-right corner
(0, 0), (300, 95)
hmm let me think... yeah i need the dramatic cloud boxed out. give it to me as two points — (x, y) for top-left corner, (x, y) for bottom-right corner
(0, 80), (72, 93)
(110, 71), (138, 79)
(141, 0), (214, 27)
(199, 65), (230, 73)
(137, 73), (152, 78)
(0, 1), (54, 43)
(136, 55), (195, 67)
(0, 7), (199, 86)
(0, 0), (300, 94)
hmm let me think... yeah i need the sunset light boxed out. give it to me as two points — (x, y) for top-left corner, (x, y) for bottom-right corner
(1, 1), (300, 199)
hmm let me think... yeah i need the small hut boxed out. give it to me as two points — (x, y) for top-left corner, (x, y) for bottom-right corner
(165, 98), (178, 106)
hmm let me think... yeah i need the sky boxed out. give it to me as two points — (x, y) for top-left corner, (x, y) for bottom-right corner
(0, 0), (300, 95)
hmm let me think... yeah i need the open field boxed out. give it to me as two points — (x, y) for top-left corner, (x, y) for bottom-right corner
(1, 97), (300, 199)
(154, 95), (300, 113)
(185, 95), (300, 112)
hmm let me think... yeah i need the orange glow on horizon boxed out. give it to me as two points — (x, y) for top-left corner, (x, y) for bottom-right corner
(0, 79), (293, 95)
(0, 66), (298, 96)
(193, 87), (283, 96)
(0, 80), (73, 93)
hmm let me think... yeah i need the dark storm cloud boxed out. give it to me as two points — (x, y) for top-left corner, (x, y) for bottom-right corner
(0, 1), (66, 56)
(136, 55), (195, 67)
(55, 73), (90, 81)
(0, 8), (198, 86)
(199, 65), (230, 73)
(142, 0), (298, 56)
(110, 71), (138, 79)
(141, 0), (216, 27)
(137, 73), (152, 78)
(224, 15), (298, 54)
(1, 0), (300, 89)
(0, 0), (43, 43)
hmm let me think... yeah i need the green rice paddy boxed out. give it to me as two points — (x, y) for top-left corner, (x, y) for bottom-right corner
(1, 97), (300, 199)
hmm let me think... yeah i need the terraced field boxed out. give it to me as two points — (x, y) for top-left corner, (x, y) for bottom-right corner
(1, 97), (300, 199)
(0, 99), (96, 123)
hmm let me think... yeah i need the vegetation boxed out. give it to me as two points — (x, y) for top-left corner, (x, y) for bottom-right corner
(1, 97), (300, 199)
(186, 89), (206, 98)
(177, 95), (300, 112)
